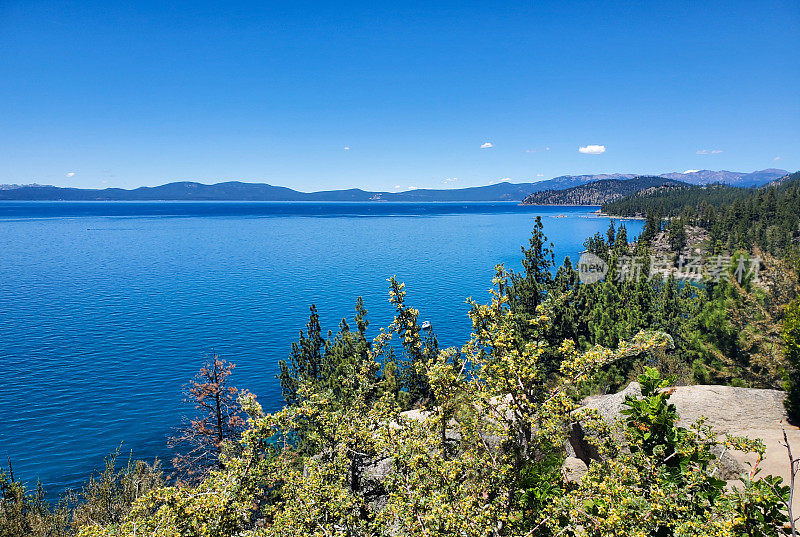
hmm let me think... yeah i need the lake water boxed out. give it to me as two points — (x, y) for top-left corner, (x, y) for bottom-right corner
(0, 202), (642, 496)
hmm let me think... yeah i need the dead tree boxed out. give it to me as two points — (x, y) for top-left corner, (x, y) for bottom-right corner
(780, 427), (799, 537)
(169, 355), (245, 481)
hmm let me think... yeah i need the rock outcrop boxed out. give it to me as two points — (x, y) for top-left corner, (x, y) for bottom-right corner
(373, 383), (799, 512)
(570, 382), (800, 511)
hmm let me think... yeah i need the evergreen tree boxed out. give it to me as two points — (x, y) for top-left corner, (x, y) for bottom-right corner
(606, 219), (616, 246)
(783, 298), (800, 423)
(640, 211), (661, 245)
(667, 217), (688, 252)
(388, 277), (439, 407)
(278, 305), (325, 406)
(613, 224), (629, 255)
(548, 257), (582, 345)
(279, 299), (376, 407)
(507, 216), (555, 322)
(583, 232), (608, 257)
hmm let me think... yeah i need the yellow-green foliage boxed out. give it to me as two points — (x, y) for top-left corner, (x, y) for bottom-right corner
(783, 297), (800, 422)
(10, 223), (799, 537)
(73, 271), (794, 537)
(547, 368), (792, 536)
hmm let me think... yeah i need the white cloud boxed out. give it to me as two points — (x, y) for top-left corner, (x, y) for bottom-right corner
(65, 172), (76, 177)
(536, 174), (544, 177)
(525, 146), (551, 153)
(579, 145), (606, 154)
(343, 146), (350, 151)
(480, 142), (494, 149)
(683, 169), (700, 174)
(393, 185), (402, 190)
(442, 177), (458, 184)
(774, 156), (782, 161)
(696, 149), (723, 155)
(408, 185), (418, 190)
(500, 177), (511, 182)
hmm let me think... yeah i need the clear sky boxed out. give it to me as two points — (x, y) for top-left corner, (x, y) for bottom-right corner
(1, 0), (798, 191)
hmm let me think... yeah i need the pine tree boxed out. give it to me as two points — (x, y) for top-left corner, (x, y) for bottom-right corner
(640, 212), (661, 245)
(614, 224), (629, 255)
(388, 277), (439, 407)
(606, 219), (616, 247)
(667, 218), (687, 252)
(278, 305), (326, 406)
(782, 298), (800, 423)
(279, 299), (376, 407)
(507, 216), (555, 319)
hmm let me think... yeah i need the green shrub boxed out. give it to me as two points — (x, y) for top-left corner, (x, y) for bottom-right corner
(783, 299), (800, 423)
(548, 367), (791, 536)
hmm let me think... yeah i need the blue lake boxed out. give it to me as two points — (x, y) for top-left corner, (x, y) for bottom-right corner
(0, 202), (643, 496)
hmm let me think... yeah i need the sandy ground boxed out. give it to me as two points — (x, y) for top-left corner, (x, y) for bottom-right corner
(585, 383), (800, 519)
(665, 385), (799, 519)
(727, 422), (800, 519)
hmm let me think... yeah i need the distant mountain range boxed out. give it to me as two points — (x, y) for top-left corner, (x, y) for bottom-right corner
(0, 169), (787, 202)
(0, 177), (610, 202)
(0, 180), (557, 202)
(521, 176), (689, 206)
(659, 168), (788, 187)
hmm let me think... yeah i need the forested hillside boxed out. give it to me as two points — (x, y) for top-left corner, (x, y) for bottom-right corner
(603, 171), (800, 256)
(521, 176), (687, 205)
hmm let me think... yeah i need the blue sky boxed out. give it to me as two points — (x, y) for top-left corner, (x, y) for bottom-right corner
(1, 0), (798, 191)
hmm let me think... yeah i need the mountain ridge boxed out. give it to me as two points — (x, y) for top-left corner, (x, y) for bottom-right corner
(520, 176), (690, 206)
(0, 169), (787, 202)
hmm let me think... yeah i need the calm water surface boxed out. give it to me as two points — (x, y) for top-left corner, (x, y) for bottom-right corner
(0, 202), (642, 495)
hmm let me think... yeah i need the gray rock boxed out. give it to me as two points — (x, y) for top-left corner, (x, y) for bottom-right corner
(709, 444), (746, 480)
(570, 382), (792, 482)
(581, 381), (641, 423)
(568, 382), (640, 464)
(362, 456), (394, 481)
(562, 456), (588, 483)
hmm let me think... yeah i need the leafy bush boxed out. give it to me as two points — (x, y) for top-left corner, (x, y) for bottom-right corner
(549, 367), (791, 536)
(783, 298), (800, 423)
(0, 450), (162, 537)
(0, 467), (70, 537)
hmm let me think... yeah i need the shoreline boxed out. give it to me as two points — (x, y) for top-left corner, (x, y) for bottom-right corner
(518, 204), (647, 220)
(518, 203), (599, 207)
(596, 211), (646, 220)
